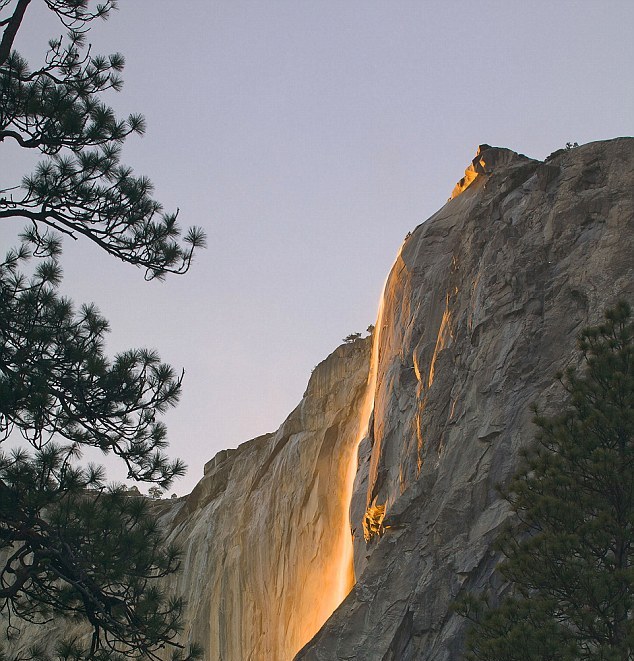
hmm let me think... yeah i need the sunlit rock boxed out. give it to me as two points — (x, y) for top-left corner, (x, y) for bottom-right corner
(158, 338), (371, 660)
(449, 143), (532, 199)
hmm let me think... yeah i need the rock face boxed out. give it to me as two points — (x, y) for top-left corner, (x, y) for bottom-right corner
(297, 137), (634, 659)
(157, 337), (372, 660)
(4, 138), (633, 661)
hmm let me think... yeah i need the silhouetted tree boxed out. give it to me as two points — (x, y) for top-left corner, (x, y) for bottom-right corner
(459, 302), (634, 661)
(0, 0), (205, 279)
(0, 2), (204, 658)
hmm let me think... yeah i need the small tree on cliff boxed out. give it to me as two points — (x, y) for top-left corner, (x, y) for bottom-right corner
(459, 301), (634, 661)
(0, 2), (204, 659)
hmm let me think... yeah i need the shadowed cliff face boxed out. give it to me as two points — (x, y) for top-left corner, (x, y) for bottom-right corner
(298, 137), (634, 660)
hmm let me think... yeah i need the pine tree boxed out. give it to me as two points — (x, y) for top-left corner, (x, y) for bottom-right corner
(0, 2), (205, 658)
(460, 302), (634, 661)
(0, 0), (205, 279)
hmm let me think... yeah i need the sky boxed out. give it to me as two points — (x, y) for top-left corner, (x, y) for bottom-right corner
(1, 1), (633, 496)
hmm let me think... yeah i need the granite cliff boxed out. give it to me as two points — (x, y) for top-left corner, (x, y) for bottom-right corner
(298, 137), (634, 659)
(165, 137), (633, 661)
(4, 138), (633, 660)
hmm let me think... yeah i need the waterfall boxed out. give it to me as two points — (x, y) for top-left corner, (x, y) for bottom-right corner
(333, 273), (390, 603)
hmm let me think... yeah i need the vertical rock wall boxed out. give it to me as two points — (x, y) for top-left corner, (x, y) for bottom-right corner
(297, 137), (634, 660)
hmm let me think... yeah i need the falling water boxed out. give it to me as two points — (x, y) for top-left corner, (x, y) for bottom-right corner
(333, 274), (390, 603)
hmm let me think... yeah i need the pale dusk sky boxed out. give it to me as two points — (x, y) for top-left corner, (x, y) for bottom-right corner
(1, 1), (632, 494)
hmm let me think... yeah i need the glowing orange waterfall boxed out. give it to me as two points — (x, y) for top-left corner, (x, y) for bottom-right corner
(333, 277), (389, 603)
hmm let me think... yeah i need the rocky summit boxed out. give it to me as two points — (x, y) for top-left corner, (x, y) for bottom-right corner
(6, 138), (633, 660)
